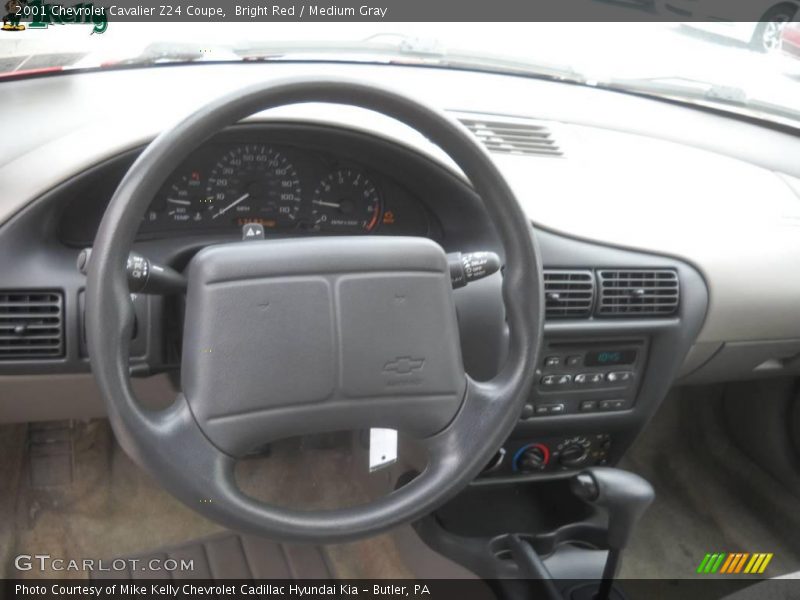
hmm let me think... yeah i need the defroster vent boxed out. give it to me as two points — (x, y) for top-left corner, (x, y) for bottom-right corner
(544, 270), (594, 319)
(597, 270), (679, 317)
(0, 291), (64, 360)
(458, 116), (563, 157)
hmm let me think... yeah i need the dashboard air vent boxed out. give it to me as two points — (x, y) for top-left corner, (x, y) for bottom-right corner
(458, 116), (563, 157)
(544, 270), (594, 319)
(597, 270), (679, 317)
(0, 291), (64, 360)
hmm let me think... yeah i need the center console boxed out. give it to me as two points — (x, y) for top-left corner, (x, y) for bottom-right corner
(416, 468), (654, 599)
(469, 229), (709, 482)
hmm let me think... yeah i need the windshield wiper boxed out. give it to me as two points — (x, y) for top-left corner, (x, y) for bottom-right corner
(603, 76), (747, 104)
(235, 35), (586, 85)
(361, 33), (446, 56)
(112, 42), (241, 66)
(599, 75), (800, 126)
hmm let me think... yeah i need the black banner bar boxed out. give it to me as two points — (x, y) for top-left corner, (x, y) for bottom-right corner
(8, 0), (790, 24)
(1, 578), (784, 600)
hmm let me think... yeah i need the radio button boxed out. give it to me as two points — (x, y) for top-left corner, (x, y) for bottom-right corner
(607, 371), (634, 383)
(599, 399), (625, 411)
(544, 356), (561, 367)
(556, 374), (572, 385)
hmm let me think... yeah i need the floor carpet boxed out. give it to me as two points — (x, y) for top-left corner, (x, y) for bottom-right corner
(3, 384), (798, 582)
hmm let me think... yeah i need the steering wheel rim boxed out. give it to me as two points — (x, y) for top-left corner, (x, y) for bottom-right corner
(86, 77), (543, 542)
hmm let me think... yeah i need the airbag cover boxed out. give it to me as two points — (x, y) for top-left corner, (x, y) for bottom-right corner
(181, 236), (466, 455)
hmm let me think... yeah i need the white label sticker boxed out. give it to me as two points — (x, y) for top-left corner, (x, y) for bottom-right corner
(369, 428), (398, 472)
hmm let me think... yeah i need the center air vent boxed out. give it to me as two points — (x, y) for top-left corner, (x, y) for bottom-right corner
(0, 291), (64, 360)
(597, 270), (679, 317)
(458, 116), (563, 157)
(544, 270), (594, 319)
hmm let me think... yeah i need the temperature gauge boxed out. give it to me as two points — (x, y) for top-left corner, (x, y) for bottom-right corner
(151, 170), (211, 226)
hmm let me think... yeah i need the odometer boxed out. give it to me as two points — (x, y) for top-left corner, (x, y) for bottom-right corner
(311, 168), (381, 233)
(205, 145), (302, 230)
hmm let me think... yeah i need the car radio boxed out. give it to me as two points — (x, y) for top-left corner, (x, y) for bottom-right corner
(521, 339), (648, 419)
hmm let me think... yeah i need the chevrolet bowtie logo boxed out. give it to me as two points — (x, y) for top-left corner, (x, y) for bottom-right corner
(383, 356), (425, 375)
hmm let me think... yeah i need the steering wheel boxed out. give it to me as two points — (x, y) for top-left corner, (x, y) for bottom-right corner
(86, 78), (543, 542)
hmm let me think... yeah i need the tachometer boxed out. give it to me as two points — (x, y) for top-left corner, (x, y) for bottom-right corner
(311, 168), (381, 233)
(205, 145), (302, 230)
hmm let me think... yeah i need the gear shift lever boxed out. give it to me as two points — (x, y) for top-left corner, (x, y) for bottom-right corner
(571, 467), (654, 600)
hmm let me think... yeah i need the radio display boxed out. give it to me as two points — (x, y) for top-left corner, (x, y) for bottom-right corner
(584, 349), (637, 367)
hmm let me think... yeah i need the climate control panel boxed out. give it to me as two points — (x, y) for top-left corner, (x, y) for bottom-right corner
(521, 338), (648, 419)
(481, 434), (612, 477)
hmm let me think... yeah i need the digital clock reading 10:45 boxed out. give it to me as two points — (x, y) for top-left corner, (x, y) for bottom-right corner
(584, 349), (637, 367)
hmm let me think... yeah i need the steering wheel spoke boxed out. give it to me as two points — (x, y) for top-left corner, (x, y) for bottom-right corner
(418, 374), (519, 471)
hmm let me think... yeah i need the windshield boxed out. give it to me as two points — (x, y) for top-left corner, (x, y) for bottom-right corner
(3, 21), (800, 126)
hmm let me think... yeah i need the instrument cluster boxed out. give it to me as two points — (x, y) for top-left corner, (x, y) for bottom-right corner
(139, 141), (429, 237)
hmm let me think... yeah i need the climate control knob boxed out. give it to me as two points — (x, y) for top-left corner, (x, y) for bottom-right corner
(559, 443), (590, 468)
(515, 443), (550, 472)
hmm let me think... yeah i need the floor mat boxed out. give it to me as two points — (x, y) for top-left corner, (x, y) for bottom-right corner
(8, 420), (223, 579)
(88, 528), (478, 581)
(0, 424), (26, 577)
(89, 532), (334, 580)
(2, 420), (473, 580)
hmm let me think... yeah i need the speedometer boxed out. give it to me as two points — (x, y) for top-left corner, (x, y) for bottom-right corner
(205, 145), (302, 230)
(311, 168), (382, 233)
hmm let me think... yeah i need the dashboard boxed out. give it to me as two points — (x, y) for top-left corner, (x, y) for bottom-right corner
(0, 113), (711, 478)
(2, 60), (800, 480)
